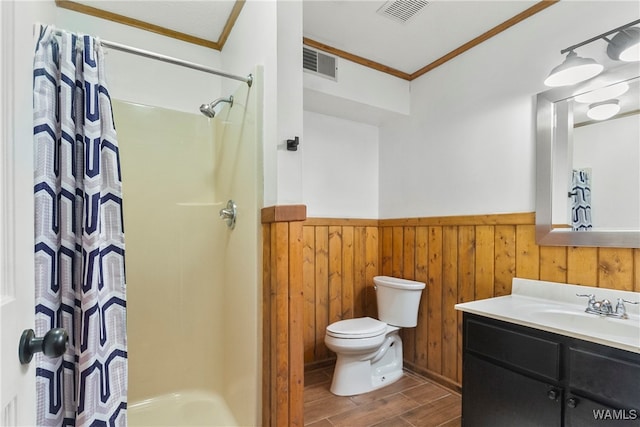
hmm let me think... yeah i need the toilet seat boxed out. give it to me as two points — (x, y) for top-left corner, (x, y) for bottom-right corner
(326, 317), (387, 339)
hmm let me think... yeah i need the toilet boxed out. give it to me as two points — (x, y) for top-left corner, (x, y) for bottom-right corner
(324, 275), (426, 396)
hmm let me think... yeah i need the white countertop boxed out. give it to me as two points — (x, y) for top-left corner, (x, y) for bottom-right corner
(455, 278), (640, 354)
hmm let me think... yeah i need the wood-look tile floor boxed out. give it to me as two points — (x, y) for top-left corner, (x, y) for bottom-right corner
(304, 366), (461, 427)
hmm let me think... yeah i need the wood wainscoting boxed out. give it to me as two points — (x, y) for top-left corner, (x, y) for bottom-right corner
(262, 205), (306, 427)
(377, 214), (639, 391)
(302, 218), (380, 364)
(262, 208), (640, 424)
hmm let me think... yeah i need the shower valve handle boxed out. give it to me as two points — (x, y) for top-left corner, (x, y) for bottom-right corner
(219, 200), (237, 229)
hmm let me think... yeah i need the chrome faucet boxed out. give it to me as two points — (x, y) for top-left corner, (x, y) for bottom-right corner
(577, 294), (638, 319)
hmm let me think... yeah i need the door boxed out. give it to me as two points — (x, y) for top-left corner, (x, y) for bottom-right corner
(565, 393), (640, 427)
(0, 1), (37, 425)
(462, 353), (562, 427)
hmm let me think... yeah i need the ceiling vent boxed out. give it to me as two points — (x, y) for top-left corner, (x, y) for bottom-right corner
(376, 0), (428, 24)
(303, 46), (337, 81)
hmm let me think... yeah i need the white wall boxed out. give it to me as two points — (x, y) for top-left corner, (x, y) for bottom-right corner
(221, 0), (303, 207)
(378, 1), (639, 218)
(304, 54), (410, 125)
(301, 42), (410, 219)
(221, 0), (277, 208)
(303, 111), (379, 218)
(276, 1), (304, 205)
(55, 3), (223, 113)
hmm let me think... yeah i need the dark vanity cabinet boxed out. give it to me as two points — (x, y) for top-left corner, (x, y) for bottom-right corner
(462, 313), (640, 427)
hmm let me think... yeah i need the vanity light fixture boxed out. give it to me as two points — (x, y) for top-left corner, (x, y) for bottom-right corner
(607, 27), (640, 62)
(544, 19), (640, 88)
(574, 81), (630, 103)
(544, 51), (603, 87)
(587, 99), (620, 121)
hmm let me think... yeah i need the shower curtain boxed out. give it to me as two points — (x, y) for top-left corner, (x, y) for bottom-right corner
(33, 25), (127, 426)
(571, 168), (593, 231)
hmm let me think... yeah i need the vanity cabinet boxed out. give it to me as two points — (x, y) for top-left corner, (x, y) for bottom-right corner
(462, 313), (640, 427)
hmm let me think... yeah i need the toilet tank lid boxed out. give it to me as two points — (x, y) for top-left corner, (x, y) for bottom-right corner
(326, 317), (387, 338)
(374, 276), (426, 290)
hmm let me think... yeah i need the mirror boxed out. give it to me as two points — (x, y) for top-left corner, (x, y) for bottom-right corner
(536, 62), (640, 248)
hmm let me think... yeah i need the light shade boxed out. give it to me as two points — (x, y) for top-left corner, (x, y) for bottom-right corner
(607, 27), (640, 62)
(587, 99), (620, 121)
(544, 51), (604, 87)
(574, 81), (630, 103)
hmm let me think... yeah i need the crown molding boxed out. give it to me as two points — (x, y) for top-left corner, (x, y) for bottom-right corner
(305, 0), (559, 81)
(55, 0), (245, 51)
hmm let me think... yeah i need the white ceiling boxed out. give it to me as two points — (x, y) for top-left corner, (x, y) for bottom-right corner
(302, 0), (538, 75)
(71, 0), (541, 76)
(73, 0), (237, 42)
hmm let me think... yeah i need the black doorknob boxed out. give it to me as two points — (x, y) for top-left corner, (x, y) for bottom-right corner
(547, 389), (560, 400)
(18, 328), (68, 364)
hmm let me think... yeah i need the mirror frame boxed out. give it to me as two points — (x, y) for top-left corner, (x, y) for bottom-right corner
(535, 62), (640, 248)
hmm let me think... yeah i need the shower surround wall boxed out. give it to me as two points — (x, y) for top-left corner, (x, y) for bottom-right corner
(115, 68), (261, 427)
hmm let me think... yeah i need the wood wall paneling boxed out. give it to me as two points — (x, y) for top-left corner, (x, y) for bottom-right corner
(262, 208), (306, 427)
(292, 213), (640, 392)
(262, 209), (639, 425)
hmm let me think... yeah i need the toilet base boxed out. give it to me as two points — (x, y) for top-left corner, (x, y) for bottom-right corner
(329, 332), (403, 396)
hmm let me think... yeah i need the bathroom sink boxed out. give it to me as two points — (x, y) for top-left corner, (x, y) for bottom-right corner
(455, 278), (640, 353)
(524, 308), (640, 340)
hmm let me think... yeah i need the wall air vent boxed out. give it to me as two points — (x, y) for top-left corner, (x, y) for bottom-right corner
(303, 46), (337, 81)
(377, 0), (428, 24)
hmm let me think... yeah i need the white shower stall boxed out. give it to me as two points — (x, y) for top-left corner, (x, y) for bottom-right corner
(114, 69), (262, 426)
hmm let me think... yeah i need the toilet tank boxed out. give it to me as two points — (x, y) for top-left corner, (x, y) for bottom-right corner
(374, 276), (426, 327)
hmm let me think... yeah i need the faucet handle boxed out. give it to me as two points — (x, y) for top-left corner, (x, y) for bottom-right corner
(576, 293), (596, 304)
(577, 293), (597, 312)
(614, 298), (638, 318)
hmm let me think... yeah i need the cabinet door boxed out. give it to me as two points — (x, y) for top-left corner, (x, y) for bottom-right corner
(565, 393), (640, 427)
(463, 354), (562, 427)
(569, 347), (640, 411)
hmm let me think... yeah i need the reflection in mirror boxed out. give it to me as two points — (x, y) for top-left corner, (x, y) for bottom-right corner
(558, 77), (640, 230)
(536, 62), (640, 248)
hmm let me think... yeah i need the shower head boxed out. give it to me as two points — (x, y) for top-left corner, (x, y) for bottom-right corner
(199, 95), (233, 118)
(199, 103), (216, 118)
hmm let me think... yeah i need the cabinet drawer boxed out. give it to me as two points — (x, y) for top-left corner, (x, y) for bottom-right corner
(569, 347), (640, 410)
(465, 318), (561, 380)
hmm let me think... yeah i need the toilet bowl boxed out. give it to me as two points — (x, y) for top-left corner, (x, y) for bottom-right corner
(324, 276), (426, 396)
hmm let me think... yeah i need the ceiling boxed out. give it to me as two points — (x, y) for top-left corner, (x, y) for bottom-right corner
(60, 0), (550, 79)
(302, 0), (541, 76)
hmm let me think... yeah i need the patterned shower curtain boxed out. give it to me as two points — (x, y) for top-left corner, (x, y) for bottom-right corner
(33, 25), (127, 426)
(571, 168), (593, 231)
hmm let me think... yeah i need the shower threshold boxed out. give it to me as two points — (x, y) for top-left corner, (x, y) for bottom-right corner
(128, 390), (237, 426)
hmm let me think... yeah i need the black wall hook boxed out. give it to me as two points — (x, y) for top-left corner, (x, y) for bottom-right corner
(287, 136), (299, 151)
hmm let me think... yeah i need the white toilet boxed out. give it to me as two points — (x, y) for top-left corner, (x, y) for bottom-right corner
(324, 275), (426, 396)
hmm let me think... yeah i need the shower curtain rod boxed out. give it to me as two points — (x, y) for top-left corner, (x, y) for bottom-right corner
(52, 30), (253, 87)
